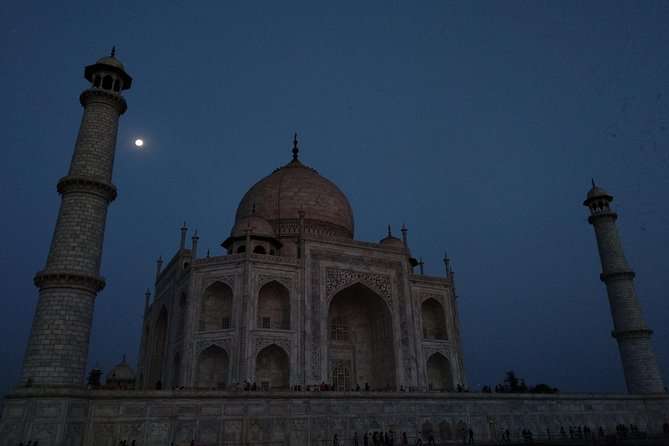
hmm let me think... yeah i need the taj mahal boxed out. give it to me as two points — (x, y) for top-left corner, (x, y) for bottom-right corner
(1, 52), (668, 445)
(137, 131), (464, 395)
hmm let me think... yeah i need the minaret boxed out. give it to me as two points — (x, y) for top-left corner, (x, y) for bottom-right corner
(584, 182), (665, 394)
(21, 50), (132, 386)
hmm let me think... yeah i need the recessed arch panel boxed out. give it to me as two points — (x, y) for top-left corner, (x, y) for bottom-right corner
(196, 345), (229, 389)
(255, 344), (289, 390)
(421, 298), (448, 340)
(257, 281), (290, 329)
(200, 282), (233, 331)
(427, 352), (453, 391)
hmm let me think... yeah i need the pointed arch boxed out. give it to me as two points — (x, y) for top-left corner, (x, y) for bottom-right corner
(328, 282), (396, 390)
(177, 292), (187, 337)
(149, 306), (168, 388)
(439, 421), (453, 442)
(421, 421), (434, 442)
(427, 352), (453, 391)
(421, 298), (448, 339)
(255, 344), (289, 390)
(172, 351), (181, 387)
(196, 345), (229, 389)
(200, 281), (233, 331)
(257, 281), (290, 329)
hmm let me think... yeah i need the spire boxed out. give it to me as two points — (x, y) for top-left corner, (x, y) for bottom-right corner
(180, 222), (188, 250)
(443, 251), (452, 276)
(111, 46), (116, 57)
(387, 225), (392, 237)
(292, 132), (299, 161)
(401, 223), (408, 245)
(155, 256), (163, 280)
(144, 288), (151, 317)
(192, 230), (200, 260)
(591, 178), (596, 187)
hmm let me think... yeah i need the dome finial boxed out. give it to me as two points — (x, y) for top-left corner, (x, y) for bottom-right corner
(111, 46), (116, 57)
(591, 178), (596, 187)
(292, 132), (299, 161)
(387, 225), (392, 237)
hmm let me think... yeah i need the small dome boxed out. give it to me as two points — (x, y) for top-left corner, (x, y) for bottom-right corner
(586, 185), (610, 200)
(106, 356), (135, 383)
(584, 182), (613, 206)
(231, 215), (276, 238)
(96, 56), (125, 71)
(84, 51), (133, 89)
(380, 235), (404, 249)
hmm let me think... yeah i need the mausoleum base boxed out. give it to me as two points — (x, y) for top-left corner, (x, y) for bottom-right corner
(2, 388), (668, 445)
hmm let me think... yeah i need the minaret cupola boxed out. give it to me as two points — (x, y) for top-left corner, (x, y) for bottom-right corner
(84, 47), (133, 94)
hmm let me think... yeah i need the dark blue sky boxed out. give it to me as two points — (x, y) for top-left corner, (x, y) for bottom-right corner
(1, 1), (668, 395)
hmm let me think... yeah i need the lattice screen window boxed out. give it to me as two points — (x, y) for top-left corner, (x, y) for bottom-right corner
(332, 361), (351, 391)
(330, 317), (348, 341)
(221, 317), (231, 329)
(262, 317), (271, 329)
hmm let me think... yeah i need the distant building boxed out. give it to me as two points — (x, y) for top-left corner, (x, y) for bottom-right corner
(104, 356), (136, 390)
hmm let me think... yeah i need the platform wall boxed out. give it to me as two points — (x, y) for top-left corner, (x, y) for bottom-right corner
(1, 389), (668, 445)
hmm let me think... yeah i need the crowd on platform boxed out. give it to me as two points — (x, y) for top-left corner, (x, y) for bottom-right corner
(13, 423), (669, 446)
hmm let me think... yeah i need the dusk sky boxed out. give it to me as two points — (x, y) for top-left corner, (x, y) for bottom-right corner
(1, 1), (668, 396)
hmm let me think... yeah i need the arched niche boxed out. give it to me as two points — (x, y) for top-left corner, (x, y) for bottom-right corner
(200, 282), (233, 331)
(439, 421), (453, 442)
(172, 352), (181, 387)
(255, 344), (289, 390)
(421, 298), (448, 340)
(140, 325), (150, 388)
(421, 421), (434, 442)
(328, 283), (396, 390)
(177, 292), (187, 337)
(102, 74), (113, 90)
(196, 345), (229, 389)
(426, 352), (453, 391)
(257, 281), (290, 330)
(149, 306), (168, 389)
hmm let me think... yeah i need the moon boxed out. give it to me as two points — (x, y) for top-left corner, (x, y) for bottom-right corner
(134, 139), (144, 148)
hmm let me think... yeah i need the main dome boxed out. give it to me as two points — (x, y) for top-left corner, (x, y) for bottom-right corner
(235, 156), (354, 239)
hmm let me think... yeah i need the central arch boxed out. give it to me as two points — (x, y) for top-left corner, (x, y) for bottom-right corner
(328, 282), (396, 390)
